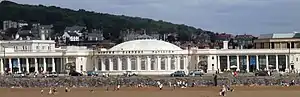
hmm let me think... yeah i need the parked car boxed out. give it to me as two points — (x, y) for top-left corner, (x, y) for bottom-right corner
(123, 71), (137, 77)
(97, 71), (110, 77)
(12, 73), (26, 78)
(189, 70), (205, 76)
(69, 71), (83, 76)
(45, 72), (58, 77)
(170, 71), (186, 77)
(255, 71), (269, 76)
(87, 71), (98, 76)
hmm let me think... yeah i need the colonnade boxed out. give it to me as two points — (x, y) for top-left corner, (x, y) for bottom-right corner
(95, 55), (188, 72)
(217, 54), (290, 72)
(0, 57), (67, 74)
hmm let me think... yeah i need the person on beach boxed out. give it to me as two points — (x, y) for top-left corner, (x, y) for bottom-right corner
(159, 83), (163, 90)
(48, 87), (53, 95)
(219, 85), (227, 96)
(40, 88), (44, 94)
(65, 87), (70, 92)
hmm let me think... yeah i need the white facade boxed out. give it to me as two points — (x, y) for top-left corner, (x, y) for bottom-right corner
(0, 39), (299, 75)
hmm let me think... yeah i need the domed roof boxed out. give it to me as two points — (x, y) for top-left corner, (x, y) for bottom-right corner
(109, 39), (182, 51)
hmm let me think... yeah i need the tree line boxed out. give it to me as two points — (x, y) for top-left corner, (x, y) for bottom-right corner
(0, 1), (215, 41)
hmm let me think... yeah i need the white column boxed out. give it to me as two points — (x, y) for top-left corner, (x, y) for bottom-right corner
(285, 55), (289, 72)
(43, 58), (47, 73)
(34, 58), (38, 73)
(117, 57), (122, 71)
(52, 58), (56, 72)
(127, 57), (131, 71)
(17, 58), (21, 73)
(109, 58), (113, 71)
(26, 58), (29, 73)
(0, 59), (3, 74)
(167, 56), (171, 70)
(236, 55), (240, 71)
(101, 58), (105, 71)
(246, 55), (250, 72)
(163, 57), (168, 70)
(196, 56), (200, 70)
(65, 57), (69, 63)
(266, 55), (269, 71)
(94, 57), (98, 71)
(147, 56), (151, 70)
(275, 55), (279, 71)
(184, 56), (188, 70)
(256, 55), (259, 70)
(217, 56), (220, 72)
(136, 56), (140, 71)
(157, 56), (161, 71)
(9, 58), (12, 73)
(227, 55), (230, 70)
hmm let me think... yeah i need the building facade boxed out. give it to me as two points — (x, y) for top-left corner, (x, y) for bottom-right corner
(254, 32), (300, 49)
(0, 39), (299, 75)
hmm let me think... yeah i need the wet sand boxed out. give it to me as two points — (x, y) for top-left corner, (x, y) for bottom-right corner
(1, 86), (300, 97)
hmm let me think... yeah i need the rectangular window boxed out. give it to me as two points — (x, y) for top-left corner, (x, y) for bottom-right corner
(36, 46), (39, 49)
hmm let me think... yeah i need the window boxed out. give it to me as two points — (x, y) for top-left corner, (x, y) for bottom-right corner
(212, 56), (214, 60)
(48, 46), (51, 50)
(36, 46), (39, 49)
(42, 46), (45, 50)
(297, 58), (298, 61)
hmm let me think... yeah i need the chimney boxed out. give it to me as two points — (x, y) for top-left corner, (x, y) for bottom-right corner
(223, 41), (228, 49)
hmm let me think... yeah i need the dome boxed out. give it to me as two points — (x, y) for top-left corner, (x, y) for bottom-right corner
(109, 39), (182, 51)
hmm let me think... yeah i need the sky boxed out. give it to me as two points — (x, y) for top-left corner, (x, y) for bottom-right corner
(8, 0), (300, 35)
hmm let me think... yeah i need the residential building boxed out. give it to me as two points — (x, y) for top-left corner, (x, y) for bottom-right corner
(3, 20), (18, 30)
(62, 32), (80, 42)
(84, 29), (104, 41)
(254, 32), (300, 49)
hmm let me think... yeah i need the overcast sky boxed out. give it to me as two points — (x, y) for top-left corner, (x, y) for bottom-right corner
(9, 0), (300, 35)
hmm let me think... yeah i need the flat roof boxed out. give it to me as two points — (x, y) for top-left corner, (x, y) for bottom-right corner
(0, 40), (56, 43)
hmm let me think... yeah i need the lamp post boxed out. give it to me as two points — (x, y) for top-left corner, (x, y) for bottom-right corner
(288, 46), (291, 73)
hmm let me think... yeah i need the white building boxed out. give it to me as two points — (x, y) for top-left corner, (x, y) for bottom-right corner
(0, 38), (299, 75)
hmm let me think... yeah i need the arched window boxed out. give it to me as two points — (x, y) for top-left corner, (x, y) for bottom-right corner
(112, 57), (118, 70)
(171, 56), (176, 70)
(104, 57), (109, 70)
(180, 56), (185, 69)
(130, 56), (137, 70)
(121, 56), (127, 70)
(140, 56), (146, 70)
(160, 56), (166, 70)
(150, 56), (156, 70)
